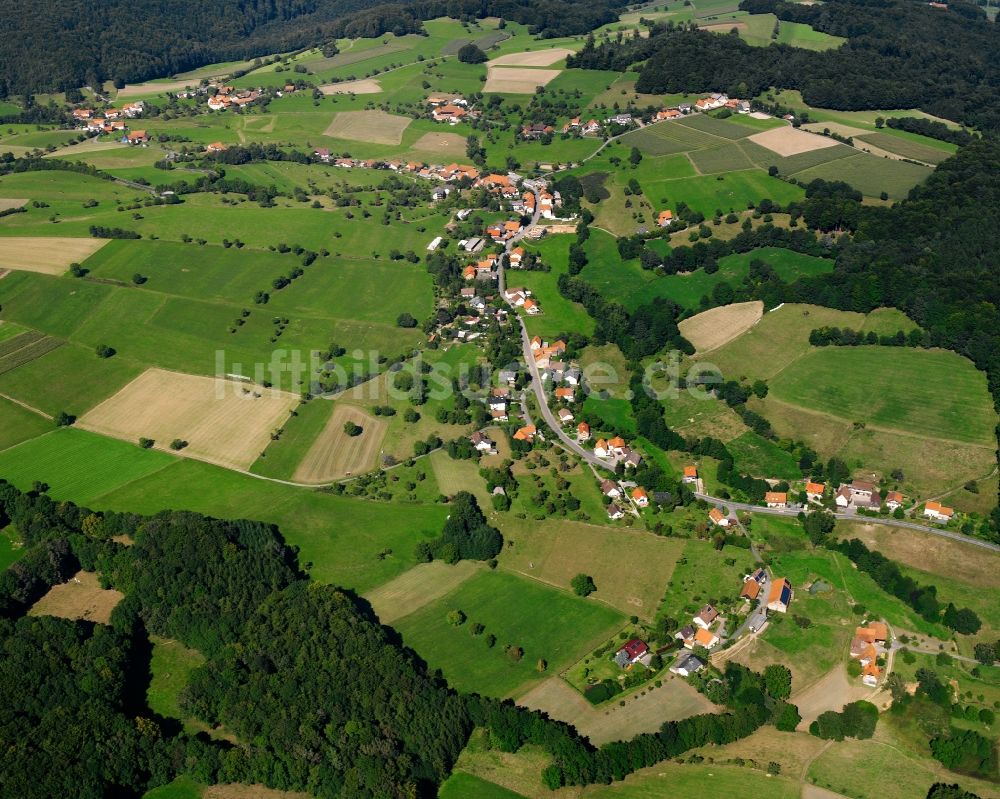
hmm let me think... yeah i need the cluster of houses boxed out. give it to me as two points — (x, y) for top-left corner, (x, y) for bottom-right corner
(311, 151), (482, 186)
(504, 284), (540, 314)
(613, 636), (708, 679)
(72, 103), (147, 142)
(599, 478), (650, 520)
(849, 621), (888, 687)
(677, 605), (723, 651)
(922, 500), (955, 523)
(561, 117), (602, 136)
(207, 86), (262, 111)
(738, 569), (793, 634)
(427, 96), (473, 124)
(530, 336), (580, 385)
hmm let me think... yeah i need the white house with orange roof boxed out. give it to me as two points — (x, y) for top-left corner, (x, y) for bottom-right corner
(593, 438), (609, 458)
(767, 578), (792, 613)
(577, 422), (590, 442)
(923, 501), (954, 522)
(805, 481), (826, 503)
(509, 246), (525, 267)
(765, 492), (787, 509)
(632, 487), (649, 508)
(682, 465), (698, 484)
(708, 508), (730, 527)
(657, 210), (674, 227)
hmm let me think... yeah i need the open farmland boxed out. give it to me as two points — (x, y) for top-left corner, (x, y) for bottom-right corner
(364, 560), (482, 624)
(769, 346), (997, 445)
(29, 570), (124, 625)
(483, 67), (561, 93)
(292, 403), (386, 482)
(0, 237), (108, 274)
(79, 368), (300, 470)
(518, 673), (716, 745)
(748, 125), (841, 156)
(393, 569), (625, 698)
(488, 48), (574, 66)
(323, 110), (411, 144)
(318, 78), (382, 94)
(679, 300), (763, 353)
(498, 517), (685, 620)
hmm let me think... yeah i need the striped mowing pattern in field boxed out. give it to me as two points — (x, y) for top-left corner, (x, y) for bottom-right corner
(0, 332), (63, 375)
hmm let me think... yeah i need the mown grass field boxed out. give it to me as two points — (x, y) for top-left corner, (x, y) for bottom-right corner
(657, 538), (757, 622)
(498, 517), (686, 620)
(393, 569), (625, 697)
(769, 346), (997, 445)
(250, 399), (327, 480)
(147, 636), (207, 729)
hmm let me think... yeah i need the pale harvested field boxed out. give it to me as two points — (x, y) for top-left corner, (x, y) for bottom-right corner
(117, 79), (200, 98)
(792, 664), (870, 730)
(488, 48), (575, 67)
(699, 21), (748, 31)
(837, 521), (1000, 589)
(691, 726), (827, 778)
(518, 675), (716, 746)
(484, 67), (561, 94)
(205, 786), (311, 799)
(803, 786), (853, 799)
(749, 126), (841, 157)
(0, 198), (27, 212)
(679, 300), (763, 353)
(0, 237), (109, 275)
(292, 403), (386, 482)
(319, 78), (382, 95)
(410, 131), (468, 157)
(29, 570), (123, 625)
(79, 368), (298, 471)
(323, 110), (411, 145)
(364, 560), (481, 623)
(801, 121), (870, 139)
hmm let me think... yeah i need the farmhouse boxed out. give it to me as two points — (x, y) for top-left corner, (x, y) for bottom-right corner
(885, 490), (904, 510)
(676, 625), (696, 645)
(206, 142), (227, 154)
(669, 653), (705, 677)
(431, 104), (467, 123)
(513, 424), (536, 442)
(509, 246), (524, 267)
(593, 438), (608, 458)
(767, 578), (792, 613)
(522, 298), (540, 315)
(693, 604), (718, 630)
(470, 431), (496, 454)
(125, 130), (149, 144)
(554, 387), (574, 402)
(655, 108), (682, 121)
(657, 210), (674, 228)
(615, 639), (649, 667)
(694, 627), (719, 649)
(608, 436), (627, 457)
(607, 504), (625, 520)
(682, 465), (698, 483)
(740, 579), (761, 601)
(521, 123), (554, 139)
(632, 487), (649, 508)
(577, 422), (590, 442)
(765, 491), (787, 508)
(805, 481), (826, 503)
(557, 407), (574, 423)
(923, 500), (954, 522)
(708, 507), (730, 527)
(600, 479), (621, 498)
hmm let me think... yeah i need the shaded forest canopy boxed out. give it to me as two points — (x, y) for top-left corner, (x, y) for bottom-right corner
(0, 482), (795, 797)
(568, 0), (1000, 133)
(0, 0), (625, 94)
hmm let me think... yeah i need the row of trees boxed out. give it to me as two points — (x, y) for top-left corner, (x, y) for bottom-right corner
(836, 539), (981, 634)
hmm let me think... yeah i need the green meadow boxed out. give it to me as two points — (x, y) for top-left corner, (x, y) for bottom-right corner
(769, 346), (998, 445)
(0, 428), (450, 593)
(394, 569), (625, 697)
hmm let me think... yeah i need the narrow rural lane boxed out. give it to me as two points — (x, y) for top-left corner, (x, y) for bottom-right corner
(695, 492), (1000, 552)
